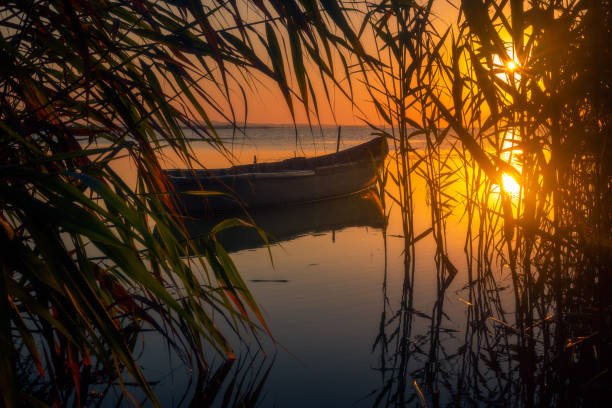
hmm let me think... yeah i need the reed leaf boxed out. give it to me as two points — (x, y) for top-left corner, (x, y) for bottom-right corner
(1, 0), (365, 405)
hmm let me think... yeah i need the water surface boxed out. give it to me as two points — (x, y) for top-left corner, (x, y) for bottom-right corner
(106, 125), (515, 407)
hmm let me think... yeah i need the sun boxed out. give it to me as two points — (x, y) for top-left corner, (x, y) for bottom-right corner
(502, 172), (521, 196)
(492, 50), (521, 82)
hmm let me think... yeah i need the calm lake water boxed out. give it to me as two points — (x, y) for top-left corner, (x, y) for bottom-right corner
(108, 125), (516, 407)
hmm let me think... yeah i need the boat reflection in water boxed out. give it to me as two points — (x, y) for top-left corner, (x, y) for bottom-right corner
(180, 189), (385, 254)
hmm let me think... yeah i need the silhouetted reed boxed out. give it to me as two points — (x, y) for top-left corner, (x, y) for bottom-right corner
(0, 0), (364, 405)
(3, 0), (610, 405)
(364, 0), (611, 406)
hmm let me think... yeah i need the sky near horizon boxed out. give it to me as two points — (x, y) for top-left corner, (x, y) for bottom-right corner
(205, 1), (460, 127)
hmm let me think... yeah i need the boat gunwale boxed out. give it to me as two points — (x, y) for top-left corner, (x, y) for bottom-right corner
(163, 136), (387, 180)
(166, 154), (385, 182)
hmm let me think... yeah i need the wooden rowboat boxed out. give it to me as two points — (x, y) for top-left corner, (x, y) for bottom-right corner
(164, 135), (388, 213)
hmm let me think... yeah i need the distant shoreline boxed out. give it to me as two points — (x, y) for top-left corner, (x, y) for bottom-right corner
(200, 122), (378, 129)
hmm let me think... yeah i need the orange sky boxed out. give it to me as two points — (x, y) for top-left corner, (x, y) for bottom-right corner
(205, 1), (459, 126)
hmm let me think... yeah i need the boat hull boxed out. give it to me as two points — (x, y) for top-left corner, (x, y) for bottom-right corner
(164, 136), (387, 214)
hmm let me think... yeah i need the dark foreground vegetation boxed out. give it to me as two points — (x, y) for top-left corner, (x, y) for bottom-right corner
(364, 0), (612, 406)
(1, 0), (610, 406)
(0, 0), (351, 405)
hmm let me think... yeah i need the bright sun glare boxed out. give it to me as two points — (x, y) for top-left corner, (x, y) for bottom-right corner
(493, 50), (521, 82)
(502, 172), (521, 196)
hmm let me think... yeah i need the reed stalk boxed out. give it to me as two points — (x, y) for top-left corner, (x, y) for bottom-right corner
(363, 0), (611, 405)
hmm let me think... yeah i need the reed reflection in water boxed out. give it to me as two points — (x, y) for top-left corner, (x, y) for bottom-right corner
(101, 129), (609, 407)
(156, 151), (483, 407)
(187, 190), (392, 407)
(372, 145), (611, 407)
